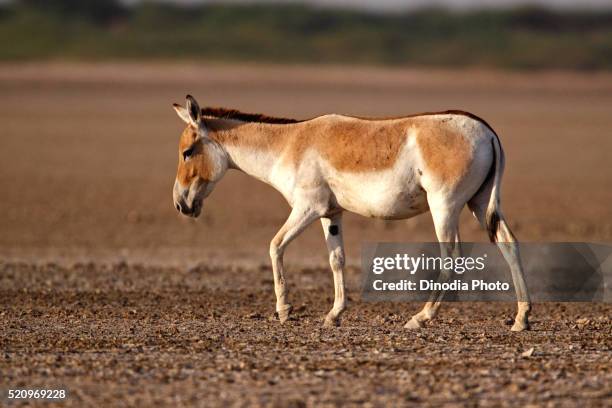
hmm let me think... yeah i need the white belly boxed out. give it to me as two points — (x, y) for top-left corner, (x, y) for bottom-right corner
(327, 169), (428, 219)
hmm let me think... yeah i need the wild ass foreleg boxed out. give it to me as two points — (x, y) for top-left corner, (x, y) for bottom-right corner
(320, 214), (346, 327)
(270, 206), (321, 323)
(405, 205), (461, 329)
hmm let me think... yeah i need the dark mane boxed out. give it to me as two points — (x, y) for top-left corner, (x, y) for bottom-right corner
(201, 107), (302, 124)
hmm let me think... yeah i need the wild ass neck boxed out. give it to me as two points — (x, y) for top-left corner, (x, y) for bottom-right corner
(207, 119), (291, 185)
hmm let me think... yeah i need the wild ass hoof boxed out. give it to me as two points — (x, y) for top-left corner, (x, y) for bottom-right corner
(276, 304), (293, 324)
(323, 314), (341, 328)
(403, 317), (424, 330)
(511, 320), (530, 332)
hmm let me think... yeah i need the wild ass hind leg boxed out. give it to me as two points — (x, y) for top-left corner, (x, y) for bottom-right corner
(320, 213), (347, 328)
(270, 206), (321, 323)
(405, 203), (462, 330)
(468, 199), (531, 332)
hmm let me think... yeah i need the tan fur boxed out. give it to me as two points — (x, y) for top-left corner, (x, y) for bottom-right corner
(176, 127), (214, 186)
(207, 116), (413, 172)
(415, 120), (473, 185)
(285, 117), (409, 172)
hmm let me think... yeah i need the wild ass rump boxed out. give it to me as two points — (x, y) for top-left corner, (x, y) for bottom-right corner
(171, 95), (531, 332)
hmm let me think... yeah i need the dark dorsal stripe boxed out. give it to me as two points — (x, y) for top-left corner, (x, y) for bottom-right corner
(201, 107), (498, 137)
(201, 107), (302, 124)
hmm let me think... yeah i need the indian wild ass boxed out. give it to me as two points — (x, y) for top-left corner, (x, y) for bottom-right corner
(172, 95), (530, 331)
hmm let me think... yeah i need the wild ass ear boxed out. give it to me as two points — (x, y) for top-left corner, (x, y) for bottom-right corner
(186, 94), (202, 126)
(173, 103), (192, 125)
(172, 95), (203, 129)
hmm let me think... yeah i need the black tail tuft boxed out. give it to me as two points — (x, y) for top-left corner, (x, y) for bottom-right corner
(486, 210), (501, 242)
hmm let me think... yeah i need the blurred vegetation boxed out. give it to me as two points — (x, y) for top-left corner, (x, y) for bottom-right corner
(1, 0), (611, 70)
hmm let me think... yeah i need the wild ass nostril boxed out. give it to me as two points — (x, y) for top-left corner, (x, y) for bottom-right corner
(175, 203), (181, 212)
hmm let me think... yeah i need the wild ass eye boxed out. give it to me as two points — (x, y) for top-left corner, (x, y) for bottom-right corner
(182, 147), (194, 161)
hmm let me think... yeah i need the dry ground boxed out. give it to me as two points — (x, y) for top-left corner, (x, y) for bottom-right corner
(0, 63), (611, 406)
(1, 262), (610, 406)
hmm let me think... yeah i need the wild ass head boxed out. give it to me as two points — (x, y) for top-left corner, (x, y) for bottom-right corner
(172, 95), (228, 218)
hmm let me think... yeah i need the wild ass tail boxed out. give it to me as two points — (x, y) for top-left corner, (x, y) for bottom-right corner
(485, 133), (505, 242)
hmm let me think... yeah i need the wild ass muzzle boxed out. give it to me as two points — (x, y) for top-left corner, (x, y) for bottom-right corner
(172, 95), (531, 332)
